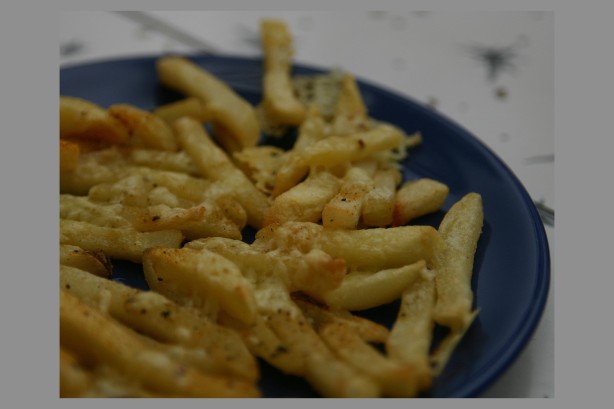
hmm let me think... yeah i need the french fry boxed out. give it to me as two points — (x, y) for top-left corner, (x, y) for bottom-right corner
(330, 74), (370, 135)
(60, 265), (258, 382)
(128, 148), (199, 175)
(143, 247), (258, 325)
(60, 139), (80, 173)
(386, 275), (437, 394)
(263, 171), (341, 226)
(108, 104), (178, 151)
(152, 97), (208, 125)
(60, 290), (260, 397)
(60, 96), (130, 145)
(432, 193), (483, 331)
(60, 347), (93, 398)
(156, 56), (260, 152)
(292, 70), (344, 120)
(322, 166), (373, 229)
(260, 19), (306, 126)
(60, 219), (182, 263)
(430, 310), (479, 376)
(60, 194), (132, 228)
(392, 178), (449, 226)
(232, 145), (286, 195)
(322, 260), (428, 311)
(174, 116), (270, 228)
(59, 244), (112, 278)
(361, 167), (401, 227)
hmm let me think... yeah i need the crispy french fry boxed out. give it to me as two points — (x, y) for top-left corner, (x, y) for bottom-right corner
(108, 104), (178, 151)
(233, 145), (286, 195)
(128, 148), (199, 175)
(152, 97), (208, 125)
(156, 56), (260, 152)
(174, 116), (270, 229)
(143, 247), (258, 325)
(60, 290), (260, 397)
(260, 19), (306, 126)
(60, 96), (130, 145)
(432, 193), (483, 331)
(60, 139), (80, 173)
(392, 178), (449, 226)
(322, 260), (428, 311)
(59, 244), (112, 278)
(264, 171), (341, 226)
(60, 219), (182, 263)
(322, 166), (373, 229)
(386, 275), (437, 393)
(330, 74), (370, 135)
(361, 167), (401, 227)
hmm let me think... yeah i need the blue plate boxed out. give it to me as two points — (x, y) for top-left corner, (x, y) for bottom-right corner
(60, 55), (550, 398)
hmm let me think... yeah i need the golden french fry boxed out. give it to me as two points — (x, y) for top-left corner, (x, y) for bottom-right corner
(386, 275), (437, 393)
(322, 166), (373, 229)
(156, 56), (260, 152)
(128, 148), (199, 175)
(330, 74), (370, 135)
(60, 139), (80, 173)
(152, 97), (208, 125)
(60, 96), (130, 145)
(60, 219), (182, 263)
(174, 116), (270, 229)
(392, 178), (449, 226)
(260, 19), (306, 126)
(263, 171), (341, 226)
(60, 290), (260, 397)
(108, 104), (178, 151)
(432, 193), (483, 331)
(361, 167), (401, 227)
(322, 260), (428, 311)
(59, 244), (112, 278)
(233, 145), (286, 194)
(143, 247), (258, 325)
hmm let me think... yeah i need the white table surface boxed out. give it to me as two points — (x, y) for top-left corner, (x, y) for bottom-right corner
(60, 10), (554, 398)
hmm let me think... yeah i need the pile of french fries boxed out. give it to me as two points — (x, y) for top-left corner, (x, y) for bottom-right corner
(59, 19), (484, 398)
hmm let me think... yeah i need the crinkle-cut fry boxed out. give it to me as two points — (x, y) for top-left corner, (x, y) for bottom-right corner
(232, 145), (287, 195)
(128, 148), (199, 175)
(260, 19), (306, 126)
(322, 166), (373, 229)
(107, 104), (178, 151)
(152, 97), (208, 125)
(60, 290), (260, 398)
(59, 244), (112, 278)
(392, 178), (450, 226)
(60, 347), (93, 398)
(174, 117), (270, 229)
(317, 321), (419, 398)
(293, 297), (389, 344)
(430, 309), (479, 376)
(266, 310), (381, 398)
(263, 171), (341, 227)
(60, 265), (258, 382)
(60, 139), (80, 173)
(143, 247), (258, 325)
(386, 275), (437, 393)
(322, 260), (428, 311)
(432, 193), (483, 331)
(186, 237), (345, 303)
(361, 167), (401, 227)
(60, 96), (130, 145)
(60, 219), (182, 263)
(156, 56), (260, 152)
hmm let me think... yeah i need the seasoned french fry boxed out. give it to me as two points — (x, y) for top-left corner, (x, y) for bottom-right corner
(392, 178), (449, 226)
(322, 166), (373, 229)
(60, 194), (132, 228)
(233, 145), (286, 195)
(152, 97), (208, 125)
(157, 56), (260, 152)
(260, 19), (306, 126)
(263, 171), (341, 226)
(361, 167), (401, 227)
(432, 193), (483, 331)
(108, 104), (178, 151)
(60, 96), (130, 145)
(322, 260), (428, 311)
(60, 290), (260, 397)
(60, 265), (258, 381)
(143, 247), (258, 325)
(60, 219), (182, 263)
(60, 139), (80, 173)
(386, 275), (437, 393)
(59, 244), (112, 278)
(128, 148), (199, 175)
(174, 117), (270, 228)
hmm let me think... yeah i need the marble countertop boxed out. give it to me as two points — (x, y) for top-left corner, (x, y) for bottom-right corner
(60, 10), (554, 398)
